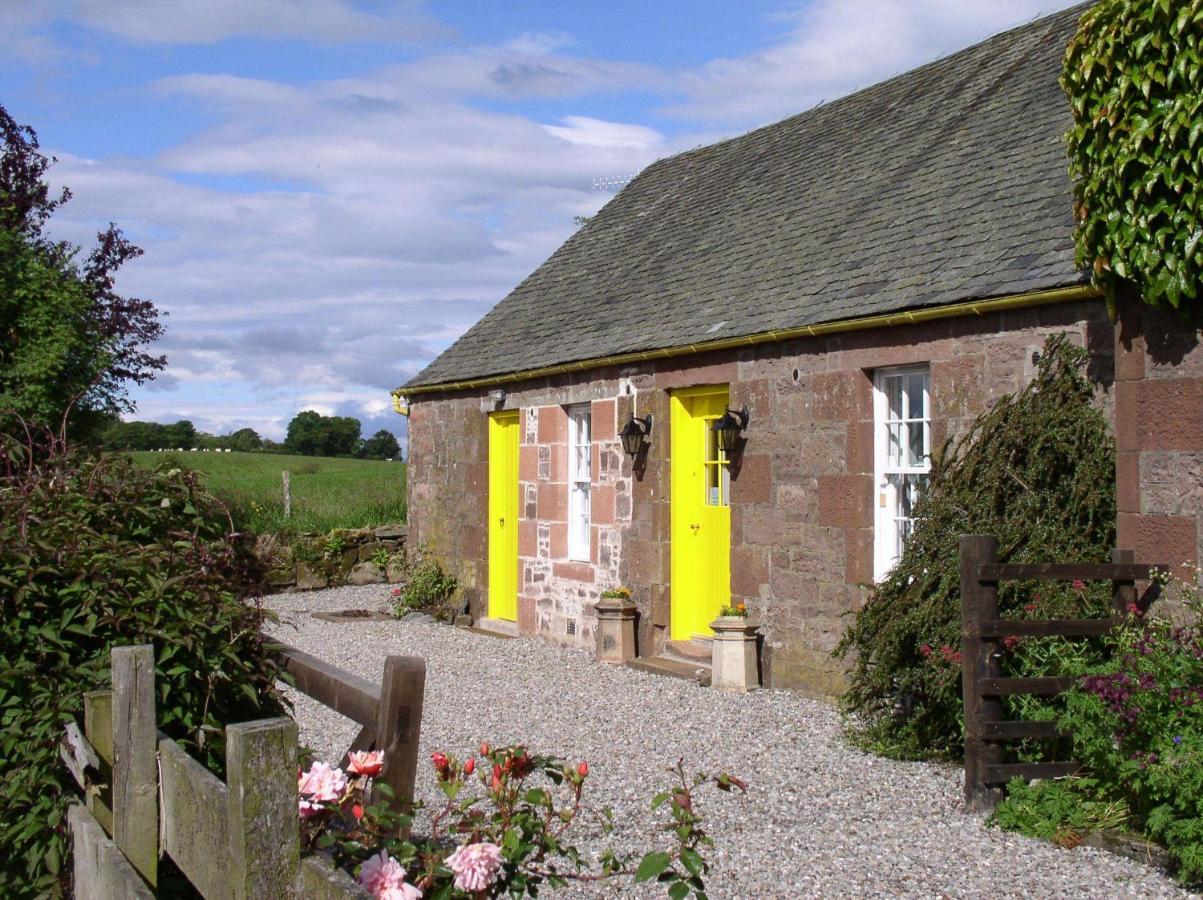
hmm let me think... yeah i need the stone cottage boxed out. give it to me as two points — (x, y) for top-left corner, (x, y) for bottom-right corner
(393, 4), (1198, 695)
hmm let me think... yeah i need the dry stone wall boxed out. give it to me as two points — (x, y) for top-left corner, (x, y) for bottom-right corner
(256, 525), (407, 592)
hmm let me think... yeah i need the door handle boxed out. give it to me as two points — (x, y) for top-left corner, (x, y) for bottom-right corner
(499, 517), (505, 526)
(690, 523), (700, 532)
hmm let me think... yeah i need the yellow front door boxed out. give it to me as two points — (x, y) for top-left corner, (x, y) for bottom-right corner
(670, 386), (732, 641)
(488, 411), (519, 621)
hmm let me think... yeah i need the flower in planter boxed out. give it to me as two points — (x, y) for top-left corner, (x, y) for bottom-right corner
(348, 750), (385, 778)
(358, 851), (422, 899)
(445, 842), (503, 893)
(719, 601), (748, 617)
(600, 586), (632, 600)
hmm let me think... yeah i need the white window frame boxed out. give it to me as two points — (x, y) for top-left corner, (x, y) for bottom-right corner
(566, 405), (592, 561)
(873, 366), (931, 581)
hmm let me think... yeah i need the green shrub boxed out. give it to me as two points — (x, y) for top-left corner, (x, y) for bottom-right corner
(0, 445), (287, 897)
(391, 546), (458, 618)
(990, 776), (1127, 847)
(1062, 0), (1203, 313)
(835, 335), (1116, 759)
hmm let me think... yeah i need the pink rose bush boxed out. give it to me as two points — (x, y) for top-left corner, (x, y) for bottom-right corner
(298, 743), (745, 897)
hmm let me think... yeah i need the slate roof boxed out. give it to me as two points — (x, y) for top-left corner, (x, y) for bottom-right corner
(405, 4), (1090, 391)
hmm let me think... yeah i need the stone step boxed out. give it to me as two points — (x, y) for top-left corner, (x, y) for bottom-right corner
(626, 656), (711, 687)
(663, 638), (713, 664)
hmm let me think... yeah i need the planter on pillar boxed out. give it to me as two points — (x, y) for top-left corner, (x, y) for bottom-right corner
(710, 616), (761, 692)
(595, 596), (638, 663)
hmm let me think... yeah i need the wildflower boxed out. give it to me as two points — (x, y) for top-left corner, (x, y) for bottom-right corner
(298, 761), (348, 803)
(463, 757), (475, 776)
(359, 851), (422, 899)
(919, 644), (932, 658)
(491, 763), (504, 793)
(1023, 602), (1038, 614)
(1072, 579), (1086, 591)
(298, 799), (321, 819)
(445, 842), (503, 894)
(352, 804), (364, 821)
(348, 750), (385, 778)
(1174, 736), (1183, 745)
(578, 761), (589, 778)
(1003, 635), (1020, 652)
(480, 741), (491, 756)
(431, 752), (449, 774)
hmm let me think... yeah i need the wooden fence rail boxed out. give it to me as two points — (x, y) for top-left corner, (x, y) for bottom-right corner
(960, 535), (1161, 811)
(62, 643), (425, 898)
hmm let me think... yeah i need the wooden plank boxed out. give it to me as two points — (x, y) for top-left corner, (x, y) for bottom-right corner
(69, 803), (155, 900)
(1112, 548), (1137, 617)
(83, 691), (114, 833)
(980, 720), (1066, 740)
(227, 717), (300, 900)
(158, 737), (231, 899)
(279, 643), (380, 727)
(978, 562), (1160, 582)
(961, 534), (1004, 811)
(111, 645), (158, 888)
(374, 656), (426, 815)
(980, 676), (1076, 696)
(61, 721), (101, 790)
(297, 854), (372, 899)
(979, 618), (1116, 638)
(983, 761), (1081, 784)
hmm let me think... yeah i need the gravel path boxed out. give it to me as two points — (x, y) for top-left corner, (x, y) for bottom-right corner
(265, 585), (1192, 899)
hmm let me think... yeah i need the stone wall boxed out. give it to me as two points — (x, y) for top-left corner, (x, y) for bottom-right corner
(258, 524), (408, 592)
(1114, 297), (1203, 571)
(407, 298), (1114, 695)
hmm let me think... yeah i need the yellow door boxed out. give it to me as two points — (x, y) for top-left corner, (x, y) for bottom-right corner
(670, 386), (732, 641)
(488, 411), (520, 621)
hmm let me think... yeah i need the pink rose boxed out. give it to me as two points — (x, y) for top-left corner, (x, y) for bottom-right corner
(298, 761), (348, 803)
(348, 750), (385, 778)
(445, 842), (503, 894)
(359, 851), (421, 899)
(298, 798), (321, 819)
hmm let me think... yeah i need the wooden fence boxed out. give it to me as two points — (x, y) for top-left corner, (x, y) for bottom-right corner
(62, 642), (425, 898)
(960, 534), (1160, 810)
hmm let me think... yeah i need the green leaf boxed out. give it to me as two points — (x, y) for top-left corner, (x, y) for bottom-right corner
(635, 851), (673, 883)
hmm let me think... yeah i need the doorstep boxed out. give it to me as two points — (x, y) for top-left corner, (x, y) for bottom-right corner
(626, 655), (711, 687)
(469, 617), (518, 639)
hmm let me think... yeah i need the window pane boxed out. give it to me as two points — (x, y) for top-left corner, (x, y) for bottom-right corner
(906, 372), (927, 420)
(888, 423), (902, 467)
(906, 420), (925, 467)
(885, 375), (903, 420)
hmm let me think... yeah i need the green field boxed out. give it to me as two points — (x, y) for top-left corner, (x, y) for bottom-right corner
(131, 451), (406, 535)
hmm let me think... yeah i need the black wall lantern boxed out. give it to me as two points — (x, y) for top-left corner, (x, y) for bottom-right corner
(619, 414), (652, 458)
(712, 405), (749, 453)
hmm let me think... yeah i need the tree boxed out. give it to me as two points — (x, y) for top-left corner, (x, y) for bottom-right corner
(227, 427), (262, 452)
(0, 104), (164, 442)
(360, 429), (400, 460)
(285, 410), (361, 457)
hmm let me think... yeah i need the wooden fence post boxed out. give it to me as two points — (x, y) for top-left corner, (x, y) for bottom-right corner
(960, 535), (1003, 811)
(226, 717), (300, 900)
(111, 645), (158, 887)
(283, 470), (292, 519)
(374, 655), (426, 814)
(1112, 547), (1136, 617)
(83, 690), (114, 833)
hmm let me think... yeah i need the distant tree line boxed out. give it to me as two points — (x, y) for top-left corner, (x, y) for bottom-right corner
(101, 411), (402, 460)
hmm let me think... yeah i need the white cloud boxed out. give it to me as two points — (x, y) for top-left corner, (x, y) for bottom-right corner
(668, 0), (1084, 127)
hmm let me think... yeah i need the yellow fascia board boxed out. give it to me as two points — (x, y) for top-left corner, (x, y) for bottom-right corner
(391, 283), (1100, 406)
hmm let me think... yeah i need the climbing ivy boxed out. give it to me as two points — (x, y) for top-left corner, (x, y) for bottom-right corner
(1061, 0), (1203, 313)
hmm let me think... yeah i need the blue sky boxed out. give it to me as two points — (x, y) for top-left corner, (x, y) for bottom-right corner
(0, 0), (1078, 446)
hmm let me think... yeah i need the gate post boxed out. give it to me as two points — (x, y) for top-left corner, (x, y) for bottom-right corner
(960, 535), (1003, 811)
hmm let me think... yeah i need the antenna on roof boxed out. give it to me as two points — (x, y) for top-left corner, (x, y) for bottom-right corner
(593, 174), (634, 192)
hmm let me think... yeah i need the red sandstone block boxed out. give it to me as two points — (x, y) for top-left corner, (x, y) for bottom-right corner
(518, 596), (537, 634)
(550, 522), (568, 559)
(817, 474), (872, 528)
(810, 372), (858, 422)
(845, 527), (874, 585)
(519, 445), (538, 482)
(591, 525), (599, 563)
(592, 399), (616, 441)
(731, 545), (769, 597)
(1113, 320), (1146, 382)
(931, 356), (983, 419)
(1131, 379), (1203, 452)
(518, 521), (537, 558)
(1118, 512), (1198, 570)
(537, 483), (567, 521)
(553, 561), (595, 583)
(1114, 380), (1139, 452)
(593, 484), (615, 525)
(743, 507), (789, 546)
(845, 421), (874, 475)
(732, 454), (771, 505)
(538, 405), (567, 444)
(550, 444), (569, 482)
(654, 358), (737, 390)
(1116, 451), (1141, 515)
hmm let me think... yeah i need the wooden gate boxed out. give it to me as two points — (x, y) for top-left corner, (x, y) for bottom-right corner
(959, 535), (1161, 811)
(62, 643), (425, 898)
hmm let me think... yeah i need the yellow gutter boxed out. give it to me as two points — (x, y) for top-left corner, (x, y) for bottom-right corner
(392, 283), (1100, 404)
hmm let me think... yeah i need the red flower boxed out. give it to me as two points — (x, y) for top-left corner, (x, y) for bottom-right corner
(463, 757), (475, 776)
(352, 804), (364, 821)
(491, 763), (504, 792)
(578, 761), (589, 778)
(431, 752), (449, 774)
(919, 644), (932, 657)
(480, 742), (491, 756)
(1126, 601), (1144, 618)
(1072, 579), (1086, 591)
(1023, 602), (1038, 614)
(1003, 635), (1020, 651)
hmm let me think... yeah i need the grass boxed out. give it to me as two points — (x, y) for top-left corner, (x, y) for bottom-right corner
(130, 451), (406, 536)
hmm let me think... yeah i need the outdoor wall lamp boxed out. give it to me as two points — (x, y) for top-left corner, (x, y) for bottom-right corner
(619, 414), (652, 458)
(488, 388), (507, 405)
(712, 405), (749, 453)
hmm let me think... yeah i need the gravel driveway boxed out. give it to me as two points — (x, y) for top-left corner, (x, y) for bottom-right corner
(265, 585), (1192, 899)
